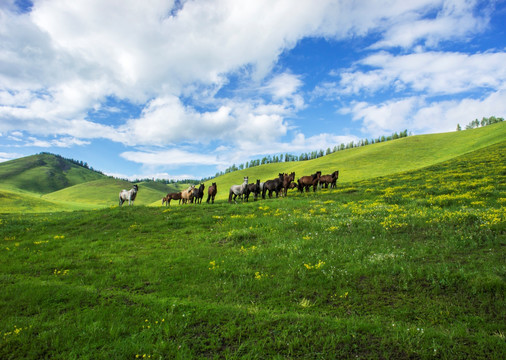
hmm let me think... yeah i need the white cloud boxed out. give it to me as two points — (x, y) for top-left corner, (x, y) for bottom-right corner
(337, 51), (506, 95)
(1, 0), (487, 144)
(345, 97), (424, 135)
(0, 151), (24, 163)
(345, 91), (506, 136)
(371, 0), (491, 49)
(264, 73), (303, 99)
(120, 148), (227, 167)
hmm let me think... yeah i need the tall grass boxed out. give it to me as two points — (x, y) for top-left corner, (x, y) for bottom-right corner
(0, 141), (504, 359)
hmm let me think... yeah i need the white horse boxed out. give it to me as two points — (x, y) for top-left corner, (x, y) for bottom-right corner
(119, 184), (138, 206)
(229, 176), (248, 203)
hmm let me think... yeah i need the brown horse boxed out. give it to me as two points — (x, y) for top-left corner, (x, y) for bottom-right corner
(162, 192), (182, 206)
(297, 171), (321, 192)
(319, 170), (339, 189)
(207, 183), (217, 204)
(282, 172), (295, 196)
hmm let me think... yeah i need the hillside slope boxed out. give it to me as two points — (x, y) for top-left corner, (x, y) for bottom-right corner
(42, 179), (188, 208)
(0, 139), (503, 358)
(203, 123), (506, 201)
(0, 153), (105, 194)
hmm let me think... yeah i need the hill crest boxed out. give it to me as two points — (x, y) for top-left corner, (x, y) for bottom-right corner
(0, 153), (106, 194)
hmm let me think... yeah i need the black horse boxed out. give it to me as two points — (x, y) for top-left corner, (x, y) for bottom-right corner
(194, 183), (205, 204)
(262, 173), (284, 199)
(244, 179), (261, 201)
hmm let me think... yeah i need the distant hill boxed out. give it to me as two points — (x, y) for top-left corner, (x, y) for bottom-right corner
(42, 178), (185, 207)
(0, 153), (105, 194)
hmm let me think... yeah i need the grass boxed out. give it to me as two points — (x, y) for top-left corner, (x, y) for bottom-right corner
(202, 122), (506, 201)
(0, 141), (504, 359)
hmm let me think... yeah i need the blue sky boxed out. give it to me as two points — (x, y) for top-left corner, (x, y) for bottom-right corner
(1, 0), (505, 180)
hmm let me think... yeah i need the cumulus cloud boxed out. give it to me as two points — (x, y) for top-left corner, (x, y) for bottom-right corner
(1, 0), (487, 140)
(345, 91), (506, 136)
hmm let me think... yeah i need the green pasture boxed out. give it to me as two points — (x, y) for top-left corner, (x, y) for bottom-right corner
(0, 141), (504, 359)
(203, 122), (506, 202)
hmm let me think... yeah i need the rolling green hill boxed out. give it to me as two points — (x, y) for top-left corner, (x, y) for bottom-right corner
(203, 123), (506, 201)
(0, 153), (105, 194)
(0, 123), (504, 212)
(43, 179), (185, 207)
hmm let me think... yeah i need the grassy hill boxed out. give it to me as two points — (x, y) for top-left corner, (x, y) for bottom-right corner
(0, 153), (105, 194)
(43, 179), (186, 207)
(0, 140), (504, 359)
(0, 154), (188, 211)
(0, 123), (504, 211)
(0, 188), (94, 213)
(203, 123), (506, 201)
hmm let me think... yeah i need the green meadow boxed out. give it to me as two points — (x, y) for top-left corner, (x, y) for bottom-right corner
(0, 125), (505, 358)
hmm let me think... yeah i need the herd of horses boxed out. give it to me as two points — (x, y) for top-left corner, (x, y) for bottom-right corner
(119, 171), (338, 206)
(162, 170), (338, 206)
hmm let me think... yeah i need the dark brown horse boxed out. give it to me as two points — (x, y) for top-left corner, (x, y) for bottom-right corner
(193, 183), (205, 204)
(297, 171), (321, 192)
(162, 192), (182, 206)
(282, 172), (295, 196)
(262, 173), (284, 199)
(319, 170), (339, 189)
(244, 179), (261, 201)
(207, 183), (217, 204)
(330, 170), (339, 188)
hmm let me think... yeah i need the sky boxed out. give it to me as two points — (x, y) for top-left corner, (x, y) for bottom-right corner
(1, 0), (505, 180)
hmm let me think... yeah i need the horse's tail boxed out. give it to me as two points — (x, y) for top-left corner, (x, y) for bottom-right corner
(228, 190), (233, 203)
